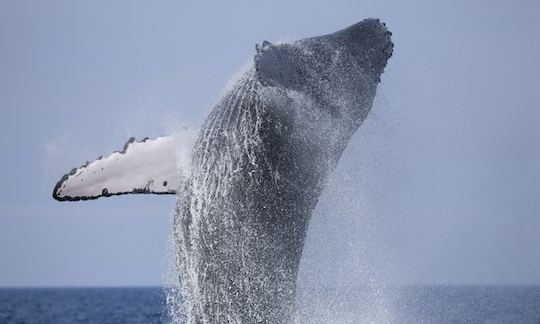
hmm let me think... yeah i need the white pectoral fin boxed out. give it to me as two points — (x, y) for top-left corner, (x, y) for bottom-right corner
(53, 136), (180, 201)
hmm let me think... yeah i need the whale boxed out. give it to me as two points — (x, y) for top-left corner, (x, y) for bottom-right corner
(53, 19), (393, 324)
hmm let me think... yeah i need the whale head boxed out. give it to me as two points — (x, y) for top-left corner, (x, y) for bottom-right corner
(256, 19), (392, 82)
(255, 18), (393, 161)
(255, 19), (392, 134)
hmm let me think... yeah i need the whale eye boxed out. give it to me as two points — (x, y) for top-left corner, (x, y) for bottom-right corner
(102, 188), (108, 195)
(163, 181), (168, 187)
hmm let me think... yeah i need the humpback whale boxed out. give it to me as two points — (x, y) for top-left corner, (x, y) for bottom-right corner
(53, 19), (393, 324)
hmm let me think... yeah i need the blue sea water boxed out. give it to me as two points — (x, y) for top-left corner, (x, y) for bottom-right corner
(0, 288), (165, 324)
(0, 286), (539, 323)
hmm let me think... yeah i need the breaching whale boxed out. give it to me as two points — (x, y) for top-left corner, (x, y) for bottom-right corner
(53, 19), (393, 324)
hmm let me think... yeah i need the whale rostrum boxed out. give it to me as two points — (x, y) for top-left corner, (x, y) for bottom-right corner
(53, 19), (393, 324)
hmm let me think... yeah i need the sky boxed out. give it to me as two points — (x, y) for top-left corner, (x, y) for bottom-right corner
(0, 0), (539, 287)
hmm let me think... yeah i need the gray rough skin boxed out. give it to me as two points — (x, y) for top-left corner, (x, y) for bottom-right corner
(174, 19), (393, 324)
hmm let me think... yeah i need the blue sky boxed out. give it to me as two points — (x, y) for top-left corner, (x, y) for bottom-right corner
(1, 0), (539, 287)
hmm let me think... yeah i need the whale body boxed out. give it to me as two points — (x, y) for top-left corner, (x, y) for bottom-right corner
(53, 19), (392, 324)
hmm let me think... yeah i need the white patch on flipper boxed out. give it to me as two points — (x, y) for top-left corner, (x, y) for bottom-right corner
(53, 136), (180, 201)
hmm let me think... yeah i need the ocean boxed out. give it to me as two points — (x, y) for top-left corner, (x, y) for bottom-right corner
(0, 286), (539, 323)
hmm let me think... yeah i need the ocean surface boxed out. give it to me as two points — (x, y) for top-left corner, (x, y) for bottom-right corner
(0, 286), (539, 323)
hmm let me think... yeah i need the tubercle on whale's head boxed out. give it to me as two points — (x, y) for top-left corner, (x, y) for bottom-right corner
(330, 18), (394, 76)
